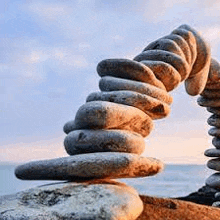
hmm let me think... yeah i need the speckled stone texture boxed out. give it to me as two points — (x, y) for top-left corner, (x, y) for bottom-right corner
(0, 180), (143, 220)
(15, 152), (164, 181)
(64, 129), (145, 155)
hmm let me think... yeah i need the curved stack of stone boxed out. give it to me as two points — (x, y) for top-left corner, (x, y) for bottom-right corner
(197, 60), (220, 190)
(13, 24), (213, 218)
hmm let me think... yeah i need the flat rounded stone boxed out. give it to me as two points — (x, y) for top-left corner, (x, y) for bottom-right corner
(133, 50), (190, 81)
(0, 180), (143, 220)
(143, 38), (186, 61)
(207, 158), (220, 171)
(201, 89), (220, 98)
(208, 127), (220, 137)
(99, 76), (173, 104)
(163, 34), (192, 66)
(205, 58), (220, 89)
(97, 59), (166, 90)
(141, 60), (181, 92)
(207, 114), (220, 127)
(63, 120), (77, 134)
(212, 137), (220, 149)
(64, 129), (145, 155)
(204, 148), (220, 157)
(171, 27), (197, 66)
(86, 91), (170, 119)
(178, 25), (211, 96)
(206, 172), (220, 189)
(15, 152), (164, 180)
(197, 96), (220, 107)
(207, 107), (220, 115)
(74, 101), (154, 137)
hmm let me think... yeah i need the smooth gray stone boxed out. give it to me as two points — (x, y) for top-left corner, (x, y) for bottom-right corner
(63, 120), (77, 134)
(64, 129), (145, 155)
(141, 60), (181, 92)
(74, 101), (154, 137)
(15, 152), (164, 180)
(86, 91), (170, 120)
(207, 107), (220, 115)
(207, 114), (220, 127)
(204, 148), (220, 157)
(133, 49), (190, 81)
(215, 192), (220, 200)
(99, 76), (173, 104)
(206, 172), (220, 189)
(97, 58), (166, 90)
(201, 89), (220, 99)
(207, 158), (220, 171)
(0, 180), (143, 220)
(212, 201), (220, 207)
(198, 96), (220, 108)
(212, 137), (220, 149)
(208, 127), (220, 137)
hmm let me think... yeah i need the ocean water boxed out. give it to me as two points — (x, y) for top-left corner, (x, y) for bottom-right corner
(0, 163), (214, 198)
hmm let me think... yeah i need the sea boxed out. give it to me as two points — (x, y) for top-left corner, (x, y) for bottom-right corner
(0, 163), (214, 198)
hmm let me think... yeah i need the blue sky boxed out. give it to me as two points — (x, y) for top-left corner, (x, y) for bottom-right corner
(1, 0), (220, 163)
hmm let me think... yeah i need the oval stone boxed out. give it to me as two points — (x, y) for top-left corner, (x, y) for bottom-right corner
(86, 91), (170, 119)
(99, 76), (173, 104)
(201, 89), (220, 99)
(212, 137), (220, 149)
(64, 129), (145, 155)
(97, 59), (165, 90)
(208, 127), (220, 137)
(15, 152), (164, 180)
(207, 107), (220, 115)
(207, 114), (220, 127)
(206, 172), (220, 189)
(74, 101), (154, 137)
(133, 50), (190, 81)
(207, 158), (220, 171)
(204, 148), (220, 157)
(197, 97), (220, 108)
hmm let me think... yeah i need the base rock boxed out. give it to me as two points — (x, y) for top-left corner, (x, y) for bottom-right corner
(0, 180), (143, 220)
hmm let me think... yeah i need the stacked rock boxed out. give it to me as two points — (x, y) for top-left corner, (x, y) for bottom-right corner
(15, 24), (211, 182)
(197, 59), (220, 190)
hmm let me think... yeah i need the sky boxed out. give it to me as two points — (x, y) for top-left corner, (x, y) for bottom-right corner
(1, 0), (220, 164)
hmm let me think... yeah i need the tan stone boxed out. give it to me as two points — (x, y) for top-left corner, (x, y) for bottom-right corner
(15, 153), (164, 180)
(133, 50), (190, 81)
(86, 91), (170, 119)
(97, 58), (166, 90)
(141, 60), (181, 91)
(99, 76), (173, 104)
(64, 129), (145, 155)
(74, 101), (154, 137)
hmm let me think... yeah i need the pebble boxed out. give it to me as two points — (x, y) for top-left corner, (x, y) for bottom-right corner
(201, 89), (220, 98)
(0, 180), (143, 220)
(74, 101), (154, 137)
(208, 127), (220, 137)
(207, 158), (220, 171)
(204, 148), (220, 157)
(215, 192), (220, 200)
(15, 152), (164, 180)
(197, 97), (220, 107)
(97, 58), (166, 90)
(143, 38), (186, 61)
(206, 172), (220, 189)
(207, 107), (220, 115)
(141, 60), (181, 91)
(207, 114), (220, 127)
(163, 34), (192, 66)
(212, 137), (220, 149)
(64, 129), (145, 155)
(86, 91), (170, 119)
(63, 120), (77, 134)
(178, 25), (211, 96)
(99, 76), (173, 104)
(205, 58), (220, 89)
(133, 50), (190, 81)
(212, 201), (220, 207)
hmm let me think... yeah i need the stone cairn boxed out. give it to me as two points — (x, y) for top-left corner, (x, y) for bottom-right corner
(14, 24), (220, 212)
